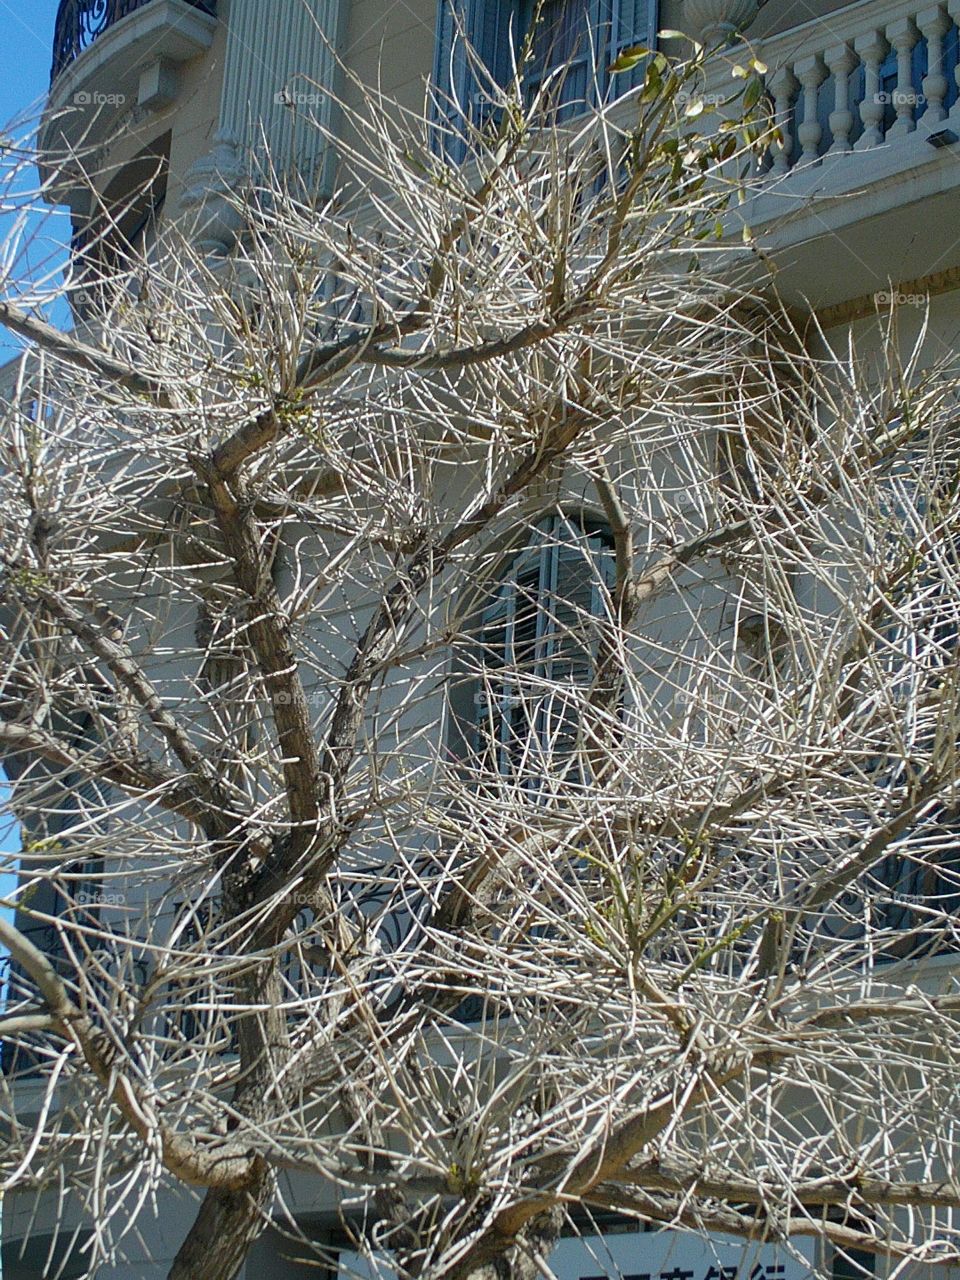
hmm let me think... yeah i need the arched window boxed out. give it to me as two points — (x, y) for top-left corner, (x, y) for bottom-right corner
(71, 134), (170, 320)
(464, 514), (615, 784)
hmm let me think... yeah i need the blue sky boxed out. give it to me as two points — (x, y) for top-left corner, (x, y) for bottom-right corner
(0, 781), (16, 864)
(0, 0), (64, 882)
(0, 0), (72, 362)
(0, 1), (61, 136)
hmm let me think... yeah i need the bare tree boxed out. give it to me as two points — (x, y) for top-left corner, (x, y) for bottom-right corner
(1, 36), (960, 1280)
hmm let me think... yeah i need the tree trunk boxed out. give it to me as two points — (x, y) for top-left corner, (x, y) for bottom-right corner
(167, 1162), (275, 1280)
(465, 1209), (565, 1280)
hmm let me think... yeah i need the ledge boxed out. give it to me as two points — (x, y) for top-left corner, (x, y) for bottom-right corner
(690, 0), (960, 310)
(39, 0), (217, 204)
(733, 129), (960, 309)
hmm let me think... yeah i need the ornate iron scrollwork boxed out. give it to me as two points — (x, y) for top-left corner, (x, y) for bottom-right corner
(51, 0), (216, 83)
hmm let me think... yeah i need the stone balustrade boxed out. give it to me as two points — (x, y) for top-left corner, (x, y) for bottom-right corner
(752, 0), (960, 177)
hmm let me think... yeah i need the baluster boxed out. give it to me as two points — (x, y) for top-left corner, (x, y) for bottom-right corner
(826, 44), (857, 152)
(949, 0), (960, 126)
(886, 17), (920, 136)
(796, 54), (827, 163)
(768, 64), (799, 176)
(918, 4), (951, 125)
(855, 30), (890, 148)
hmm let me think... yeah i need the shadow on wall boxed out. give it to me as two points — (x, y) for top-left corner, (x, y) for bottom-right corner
(2, 1231), (91, 1279)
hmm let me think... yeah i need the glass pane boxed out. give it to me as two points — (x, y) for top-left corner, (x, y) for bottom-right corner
(525, 0), (607, 114)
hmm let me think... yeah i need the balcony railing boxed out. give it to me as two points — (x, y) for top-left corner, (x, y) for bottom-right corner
(50, 0), (216, 84)
(754, 0), (960, 180)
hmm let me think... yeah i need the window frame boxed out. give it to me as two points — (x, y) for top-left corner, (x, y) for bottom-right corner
(431, 0), (658, 148)
(461, 513), (616, 783)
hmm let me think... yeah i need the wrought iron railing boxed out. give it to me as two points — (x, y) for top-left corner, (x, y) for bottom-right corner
(50, 0), (216, 84)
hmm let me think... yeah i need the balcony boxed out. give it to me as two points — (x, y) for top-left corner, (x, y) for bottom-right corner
(51, 0), (215, 83)
(41, 0), (217, 205)
(710, 0), (960, 311)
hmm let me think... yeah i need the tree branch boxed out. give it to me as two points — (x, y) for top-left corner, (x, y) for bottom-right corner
(613, 1155), (960, 1212)
(0, 720), (221, 829)
(0, 915), (256, 1190)
(0, 299), (169, 403)
(6, 576), (233, 823)
(583, 1185), (933, 1264)
(190, 459), (323, 889)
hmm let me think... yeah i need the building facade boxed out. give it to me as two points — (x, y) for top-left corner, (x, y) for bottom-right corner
(3, 0), (960, 1275)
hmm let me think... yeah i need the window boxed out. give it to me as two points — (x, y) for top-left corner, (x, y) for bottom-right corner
(463, 515), (615, 786)
(71, 134), (170, 319)
(0, 736), (110, 1077)
(804, 440), (960, 961)
(433, 0), (657, 140)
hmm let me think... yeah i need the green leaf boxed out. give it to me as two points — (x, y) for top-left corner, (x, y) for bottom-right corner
(716, 135), (737, 160)
(743, 73), (765, 111)
(741, 120), (763, 145)
(638, 60), (663, 101)
(609, 44), (649, 73)
(683, 98), (705, 118)
(658, 28), (704, 54)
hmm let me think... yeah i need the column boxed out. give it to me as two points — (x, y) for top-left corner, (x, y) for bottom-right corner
(795, 54), (827, 163)
(219, 0), (345, 185)
(855, 30), (890, 149)
(886, 16), (920, 137)
(768, 65), (799, 176)
(918, 4), (951, 125)
(826, 44), (858, 152)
